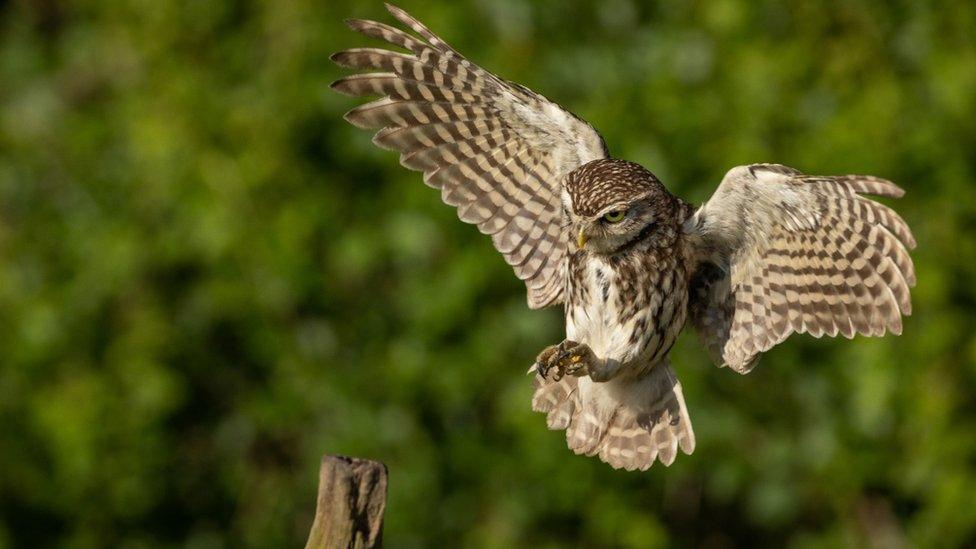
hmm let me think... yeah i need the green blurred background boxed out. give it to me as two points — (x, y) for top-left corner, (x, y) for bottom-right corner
(1, 0), (974, 547)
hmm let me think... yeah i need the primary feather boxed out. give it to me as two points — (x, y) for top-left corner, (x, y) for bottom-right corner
(685, 164), (916, 373)
(332, 3), (607, 308)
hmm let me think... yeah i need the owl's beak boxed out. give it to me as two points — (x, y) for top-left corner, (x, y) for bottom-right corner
(577, 227), (588, 249)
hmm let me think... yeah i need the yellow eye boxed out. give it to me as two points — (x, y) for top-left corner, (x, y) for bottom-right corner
(603, 210), (626, 223)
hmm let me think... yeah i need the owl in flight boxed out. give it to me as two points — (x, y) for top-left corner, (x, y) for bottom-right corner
(332, 5), (916, 470)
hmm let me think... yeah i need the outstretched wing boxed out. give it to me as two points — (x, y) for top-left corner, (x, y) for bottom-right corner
(685, 164), (916, 373)
(332, 4), (608, 308)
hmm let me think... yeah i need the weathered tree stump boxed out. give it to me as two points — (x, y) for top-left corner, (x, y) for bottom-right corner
(305, 455), (388, 549)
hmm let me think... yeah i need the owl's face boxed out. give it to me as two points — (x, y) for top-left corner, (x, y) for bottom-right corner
(563, 159), (676, 255)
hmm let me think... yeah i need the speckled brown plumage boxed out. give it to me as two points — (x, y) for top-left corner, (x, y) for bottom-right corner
(333, 6), (917, 472)
(565, 160), (668, 218)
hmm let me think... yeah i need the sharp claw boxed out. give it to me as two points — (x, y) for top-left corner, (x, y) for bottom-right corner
(536, 340), (593, 382)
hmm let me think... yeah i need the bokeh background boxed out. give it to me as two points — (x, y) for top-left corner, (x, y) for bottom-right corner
(1, 0), (974, 547)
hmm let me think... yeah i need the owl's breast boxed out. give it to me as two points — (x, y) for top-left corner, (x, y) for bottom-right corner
(565, 250), (688, 373)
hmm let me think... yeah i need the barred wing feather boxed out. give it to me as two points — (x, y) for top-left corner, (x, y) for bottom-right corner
(685, 164), (917, 373)
(332, 4), (608, 308)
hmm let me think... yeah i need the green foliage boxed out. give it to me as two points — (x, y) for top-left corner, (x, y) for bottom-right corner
(1, 0), (974, 546)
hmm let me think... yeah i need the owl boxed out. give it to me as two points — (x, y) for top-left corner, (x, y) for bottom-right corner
(332, 5), (916, 471)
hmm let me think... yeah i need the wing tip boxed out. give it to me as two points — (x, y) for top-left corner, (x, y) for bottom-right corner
(887, 181), (907, 199)
(342, 108), (376, 129)
(858, 175), (906, 198)
(370, 130), (397, 151)
(384, 3), (406, 18)
(329, 78), (353, 96)
(343, 17), (393, 40)
(329, 50), (349, 67)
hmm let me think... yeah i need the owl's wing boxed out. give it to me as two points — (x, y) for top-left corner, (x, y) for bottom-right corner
(332, 4), (608, 308)
(684, 164), (916, 373)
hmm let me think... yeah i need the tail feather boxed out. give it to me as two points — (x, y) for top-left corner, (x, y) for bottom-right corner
(567, 406), (610, 456)
(531, 362), (695, 470)
(531, 374), (578, 430)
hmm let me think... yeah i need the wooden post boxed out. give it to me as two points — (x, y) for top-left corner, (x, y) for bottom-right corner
(305, 455), (388, 549)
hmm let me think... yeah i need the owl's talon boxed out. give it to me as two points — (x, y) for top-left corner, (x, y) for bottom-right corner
(534, 343), (561, 380)
(535, 340), (595, 380)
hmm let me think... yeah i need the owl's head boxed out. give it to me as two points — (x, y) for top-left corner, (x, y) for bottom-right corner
(562, 159), (678, 255)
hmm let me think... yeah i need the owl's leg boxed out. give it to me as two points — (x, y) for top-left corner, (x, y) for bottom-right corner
(535, 340), (598, 381)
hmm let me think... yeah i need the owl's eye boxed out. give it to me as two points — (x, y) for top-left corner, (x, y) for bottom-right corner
(603, 210), (626, 223)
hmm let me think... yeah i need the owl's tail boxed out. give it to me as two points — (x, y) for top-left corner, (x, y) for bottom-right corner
(531, 362), (696, 470)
